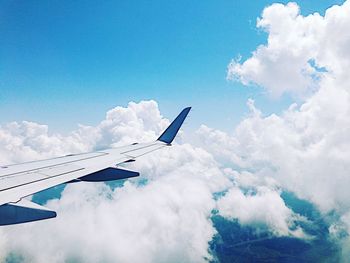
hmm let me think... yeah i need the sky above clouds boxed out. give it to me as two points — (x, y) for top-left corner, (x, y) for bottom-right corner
(1, 0), (350, 262)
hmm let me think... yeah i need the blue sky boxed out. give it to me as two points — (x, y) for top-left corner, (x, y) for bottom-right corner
(0, 0), (343, 133)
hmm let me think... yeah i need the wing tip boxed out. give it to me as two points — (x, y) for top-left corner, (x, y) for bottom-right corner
(157, 107), (191, 144)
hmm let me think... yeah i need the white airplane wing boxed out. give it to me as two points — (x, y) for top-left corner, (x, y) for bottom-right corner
(0, 107), (191, 225)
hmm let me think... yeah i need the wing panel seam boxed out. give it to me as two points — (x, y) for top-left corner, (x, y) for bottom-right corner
(0, 153), (108, 178)
(0, 168), (85, 192)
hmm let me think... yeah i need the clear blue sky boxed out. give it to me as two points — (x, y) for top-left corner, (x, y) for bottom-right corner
(0, 0), (343, 133)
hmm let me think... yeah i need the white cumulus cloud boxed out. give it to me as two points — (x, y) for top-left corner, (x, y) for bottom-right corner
(227, 1), (350, 98)
(0, 100), (302, 262)
(217, 186), (305, 237)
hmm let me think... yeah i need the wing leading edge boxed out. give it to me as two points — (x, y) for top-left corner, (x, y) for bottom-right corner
(0, 107), (191, 225)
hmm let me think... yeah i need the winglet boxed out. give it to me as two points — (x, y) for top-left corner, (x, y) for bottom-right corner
(157, 107), (191, 144)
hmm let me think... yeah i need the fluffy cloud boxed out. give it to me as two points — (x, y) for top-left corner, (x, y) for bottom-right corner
(4, 174), (217, 263)
(0, 100), (302, 262)
(224, 0), (350, 215)
(217, 186), (305, 237)
(223, 2), (350, 259)
(227, 1), (350, 98)
(0, 100), (168, 164)
(0, 101), (229, 263)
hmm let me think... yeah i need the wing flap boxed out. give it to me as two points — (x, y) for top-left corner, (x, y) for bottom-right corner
(78, 167), (139, 182)
(0, 199), (56, 226)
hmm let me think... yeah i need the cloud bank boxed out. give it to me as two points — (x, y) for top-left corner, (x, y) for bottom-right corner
(226, 0), (350, 259)
(225, 0), (350, 218)
(0, 100), (302, 263)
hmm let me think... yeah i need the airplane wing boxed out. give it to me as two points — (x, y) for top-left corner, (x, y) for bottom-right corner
(0, 107), (191, 225)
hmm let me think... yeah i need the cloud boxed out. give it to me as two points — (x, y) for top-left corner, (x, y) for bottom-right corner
(0, 99), (303, 262)
(0, 101), (231, 263)
(227, 1), (350, 98)
(224, 0), (350, 216)
(4, 176), (217, 263)
(223, 2), (350, 259)
(217, 186), (305, 237)
(0, 100), (168, 164)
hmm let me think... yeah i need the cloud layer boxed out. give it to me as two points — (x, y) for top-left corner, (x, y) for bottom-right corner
(0, 100), (302, 263)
